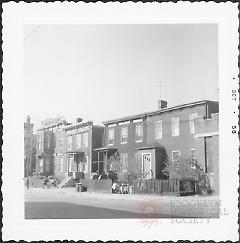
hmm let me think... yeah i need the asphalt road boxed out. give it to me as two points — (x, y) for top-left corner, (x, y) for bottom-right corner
(25, 201), (149, 219)
(25, 189), (173, 219)
(25, 188), (219, 219)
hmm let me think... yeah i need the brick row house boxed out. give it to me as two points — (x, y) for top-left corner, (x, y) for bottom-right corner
(35, 119), (104, 180)
(96, 100), (219, 192)
(35, 121), (70, 177)
(34, 99), (219, 193)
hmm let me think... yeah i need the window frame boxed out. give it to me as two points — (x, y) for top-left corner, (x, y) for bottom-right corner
(108, 128), (114, 146)
(67, 136), (73, 150)
(82, 132), (88, 148)
(135, 123), (143, 142)
(76, 133), (82, 149)
(171, 117), (180, 136)
(120, 126), (128, 144)
(155, 120), (163, 139)
(120, 153), (128, 173)
(189, 113), (198, 134)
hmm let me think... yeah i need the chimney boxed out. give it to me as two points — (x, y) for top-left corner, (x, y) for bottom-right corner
(76, 118), (82, 123)
(158, 100), (167, 110)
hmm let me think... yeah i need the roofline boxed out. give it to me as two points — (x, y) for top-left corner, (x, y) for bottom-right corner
(37, 121), (71, 131)
(103, 100), (218, 125)
(64, 121), (94, 131)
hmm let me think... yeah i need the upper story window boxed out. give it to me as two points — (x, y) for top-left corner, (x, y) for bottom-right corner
(76, 133), (82, 148)
(108, 128), (114, 146)
(47, 134), (51, 148)
(135, 123), (143, 142)
(82, 132), (88, 147)
(67, 136), (72, 150)
(172, 150), (180, 168)
(155, 120), (163, 139)
(59, 138), (63, 147)
(120, 126), (128, 144)
(172, 117), (179, 136)
(38, 139), (43, 150)
(189, 113), (198, 134)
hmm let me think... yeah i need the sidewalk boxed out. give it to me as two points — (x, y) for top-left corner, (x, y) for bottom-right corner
(26, 187), (220, 218)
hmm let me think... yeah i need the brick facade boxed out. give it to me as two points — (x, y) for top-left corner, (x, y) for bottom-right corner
(35, 120), (104, 179)
(102, 100), (219, 186)
(194, 113), (219, 194)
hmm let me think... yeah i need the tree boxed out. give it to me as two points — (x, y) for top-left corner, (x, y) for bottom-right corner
(42, 115), (66, 127)
(163, 157), (212, 193)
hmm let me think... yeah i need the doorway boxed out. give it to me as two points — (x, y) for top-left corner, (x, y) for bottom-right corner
(142, 153), (152, 179)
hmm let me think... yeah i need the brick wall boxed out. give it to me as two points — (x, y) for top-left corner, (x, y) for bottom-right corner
(194, 113), (219, 194)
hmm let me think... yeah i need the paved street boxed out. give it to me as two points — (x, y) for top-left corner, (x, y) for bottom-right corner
(25, 189), (171, 219)
(25, 188), (219, 219)
(25, 201), (142, 219)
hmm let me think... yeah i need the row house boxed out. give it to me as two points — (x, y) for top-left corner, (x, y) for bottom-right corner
(97, 100), (219, 186)
(35, 121), (70, 177)
(60, 120), (104, 180)
(35, 119), (104, 180)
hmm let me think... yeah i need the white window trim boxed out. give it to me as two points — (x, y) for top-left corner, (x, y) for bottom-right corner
(120, 126), (128, 144)
(119, 121), (130, 125)
(108, 128), (114, 146)
(67, 136), (72, 151)
(172, 150), (181, 161)
(155, 120), (163, 139)
(135, 123), (143, 143)
(132, 118), (143, 123)
(190, 113), (198, 134)
(171, 117), (179, 137)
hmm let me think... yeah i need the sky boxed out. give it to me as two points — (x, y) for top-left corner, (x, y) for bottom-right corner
(24, 24), (218, 129)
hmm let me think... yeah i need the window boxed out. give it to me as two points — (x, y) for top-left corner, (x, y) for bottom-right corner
(190, 149), (196, 160)
(67, 136), (72, 150)
(59, 139), (63, 146)
(135, 123), (143, 142)
(172, 150), (180, 161)
(76, 134), (82, 148)
(172, 117), (179, 136)
(108, 128), (114, 145)
(120, 153), (128, 173)
(38, 140), (43, 150)
(82, 132), (88, 147)
(155, 120), (162, 139)
(190, 113), (198, 134)
(120, 126), (128, 144)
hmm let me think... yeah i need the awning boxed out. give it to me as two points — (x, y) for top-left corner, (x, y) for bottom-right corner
(94, 147), (118, 152)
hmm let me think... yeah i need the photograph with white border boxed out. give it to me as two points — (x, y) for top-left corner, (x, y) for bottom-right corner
(2, 2), (239, 241)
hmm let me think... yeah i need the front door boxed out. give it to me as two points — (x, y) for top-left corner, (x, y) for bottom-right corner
(142, 153), (152, 179)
